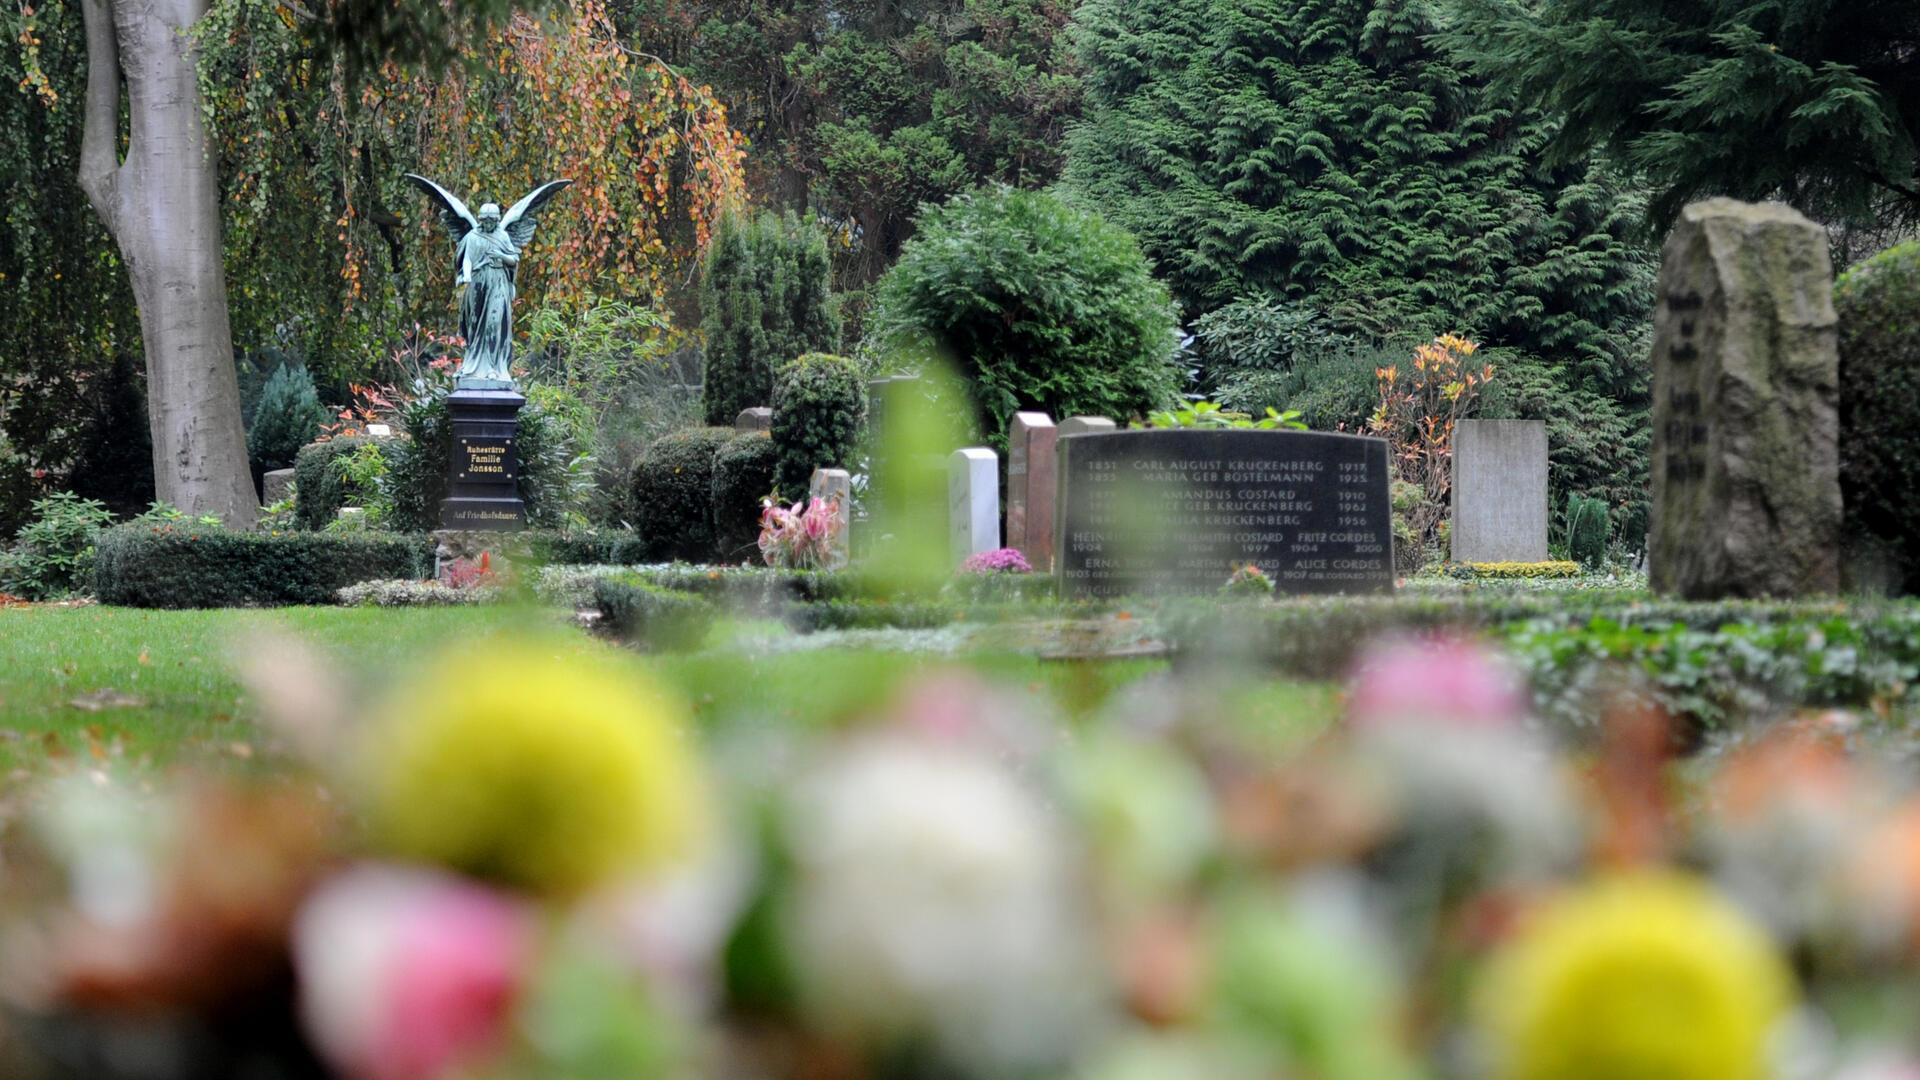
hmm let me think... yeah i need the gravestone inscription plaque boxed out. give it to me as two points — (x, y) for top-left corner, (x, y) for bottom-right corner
(441, 388), (527, 530)
(1055, 429), (1394, 597)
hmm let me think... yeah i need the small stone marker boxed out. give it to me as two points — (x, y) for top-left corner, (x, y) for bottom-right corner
(1006, 412), (1059, 572)
(1056, 428), (1394, 597)
(735, 407), (772, 432)
(809, 468), (853, 569)
(949, 448), (1000, 566)
(261, 468), (295, 507)
(1650, 198), (1841, 599)
(1451, 420), (1548, 563)
(1058, 416), (1117, 437)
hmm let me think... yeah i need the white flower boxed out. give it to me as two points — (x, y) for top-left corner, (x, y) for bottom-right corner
(782, 733), (1108, 1075)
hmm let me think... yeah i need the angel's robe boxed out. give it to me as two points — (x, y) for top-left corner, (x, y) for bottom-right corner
(457, 226), (520, 383)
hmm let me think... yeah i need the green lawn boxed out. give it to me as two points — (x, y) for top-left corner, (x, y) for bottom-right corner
(0, 604), (1338, 779)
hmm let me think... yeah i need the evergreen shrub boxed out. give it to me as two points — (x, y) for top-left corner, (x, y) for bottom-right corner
(874, 186), (1181, 445)
(294, 436), (393, 530)
(0, 492), (116, 599)
(711, 432), (780, 563)
(1835, 242), (1920, 593)
(701, 210), (839, 427)
(1564, 494), (1610, 569)
(247, 365), (328, 478)
(630, 427), (736, 562)
(93, 524), (431, 608)
(771, 352), (867, 497)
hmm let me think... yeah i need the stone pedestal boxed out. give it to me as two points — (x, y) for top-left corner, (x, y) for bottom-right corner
(1649, 198), (1841, 599)
(1059, 416), (1117, 437)
(1451, 420), (1548, 563)
(440, 388), (527, 531)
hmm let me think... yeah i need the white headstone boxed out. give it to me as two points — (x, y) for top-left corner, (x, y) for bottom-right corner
(1451, 420), (1549, 563)
(809, 468), (853, 570)
(735, 407), (773, 432)
(948, 448), (999, 566)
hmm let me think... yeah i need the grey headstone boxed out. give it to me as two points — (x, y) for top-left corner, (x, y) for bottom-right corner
(735, 407), (773, 432)
(1650, 198), (1841, 599)
(1055, 428), (1394, 597)
(261, 468), (296, 507)
(1058, 416), (1117, 437)
(949, 448), (1000, 566)
(1006, 412), (1059, 572)
(809, 468), (853, 570)
(1450, 420), (1548, 563)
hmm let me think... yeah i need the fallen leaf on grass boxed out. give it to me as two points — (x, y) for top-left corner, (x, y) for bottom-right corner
(68, 689), (147, 712)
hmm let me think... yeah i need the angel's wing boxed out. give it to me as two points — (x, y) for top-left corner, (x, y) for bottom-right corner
(404, 174), (479, 251)
(501, 179), (574, 248)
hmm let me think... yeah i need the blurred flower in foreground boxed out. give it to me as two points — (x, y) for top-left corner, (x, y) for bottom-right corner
(781, 731), (1107, 1075)
(361, 645), (706, 896)
(1347, 636), (1528, 731)
(1479, 873), (1793, 1080)
(295, 865), (534, 1080)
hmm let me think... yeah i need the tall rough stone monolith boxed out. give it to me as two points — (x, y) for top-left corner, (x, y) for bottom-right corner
(1649, 198), (1841, 599)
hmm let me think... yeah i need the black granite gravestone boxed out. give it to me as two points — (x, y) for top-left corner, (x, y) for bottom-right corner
(1054, 428), (1394, 597)
(440, 388), (527, 530)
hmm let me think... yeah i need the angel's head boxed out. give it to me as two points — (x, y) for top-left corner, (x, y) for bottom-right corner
(479, 203), (502, 232)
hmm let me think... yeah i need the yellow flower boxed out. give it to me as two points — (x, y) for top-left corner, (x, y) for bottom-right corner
(1479, 873), (1792, 1080)
(361, 643), (705, 896)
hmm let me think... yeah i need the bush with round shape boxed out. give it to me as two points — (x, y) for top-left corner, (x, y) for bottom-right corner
(873, 186), (1181, 446)
(712, 431), (780, 563)
(1835, 242), (1920, 593)
(771, 352), (867, 497)
(630, 426), (736, 562)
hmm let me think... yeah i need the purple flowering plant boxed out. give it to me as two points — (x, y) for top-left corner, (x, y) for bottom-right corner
(960, 548), (1033, 575)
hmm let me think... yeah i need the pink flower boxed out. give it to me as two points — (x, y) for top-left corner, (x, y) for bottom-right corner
(960, 548), (1032, 575)
(1345, 636), (1528, 731)
(294, 866), (535, 1080)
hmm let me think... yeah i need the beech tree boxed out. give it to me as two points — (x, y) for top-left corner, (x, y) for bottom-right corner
(68, 0), (568, 525)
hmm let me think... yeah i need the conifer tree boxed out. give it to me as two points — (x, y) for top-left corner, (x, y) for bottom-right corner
(700, 209), (840, 427)
(1064, 0), (1655, 398)
(1440, 0), (1920, 232)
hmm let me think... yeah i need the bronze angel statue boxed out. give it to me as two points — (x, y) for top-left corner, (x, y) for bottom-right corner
(405, 174), (573, 387)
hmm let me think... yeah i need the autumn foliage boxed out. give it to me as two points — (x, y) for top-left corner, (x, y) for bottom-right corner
(1369, 335), (1494, 549)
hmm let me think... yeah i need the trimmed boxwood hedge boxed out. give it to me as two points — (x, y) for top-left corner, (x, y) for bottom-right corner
(93, 523), (432, 608)
(631, 427), (736, 562)
(771, 351), (867, 497)
(711, 431), (778, 563)
(293, 436), (395, 530)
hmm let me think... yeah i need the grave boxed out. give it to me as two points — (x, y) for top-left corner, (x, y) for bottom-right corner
(1451, 420), (1548, 563)
(809, 468), (853, 570)
(949, 448), (1000, 565)
(1649, 198), (1841, 598)
(261, 468), (295, 507)
(1006, 412), (1059, 571)
(441, 389), (526, 530)
(735, 407), (773, 432)
(1055, 428), (1394, 597)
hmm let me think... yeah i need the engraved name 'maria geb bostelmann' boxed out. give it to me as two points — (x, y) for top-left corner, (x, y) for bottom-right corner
(406, 174), (571, 530)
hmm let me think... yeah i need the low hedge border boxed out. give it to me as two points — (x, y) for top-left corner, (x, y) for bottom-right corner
(590, 576), (715, 651)
(1453, 560), (1581, 579)
(94, 524), (433, 608)
(337, 580), (500, 607)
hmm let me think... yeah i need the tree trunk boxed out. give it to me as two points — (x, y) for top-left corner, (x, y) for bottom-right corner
(78, 0), (258, 528)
